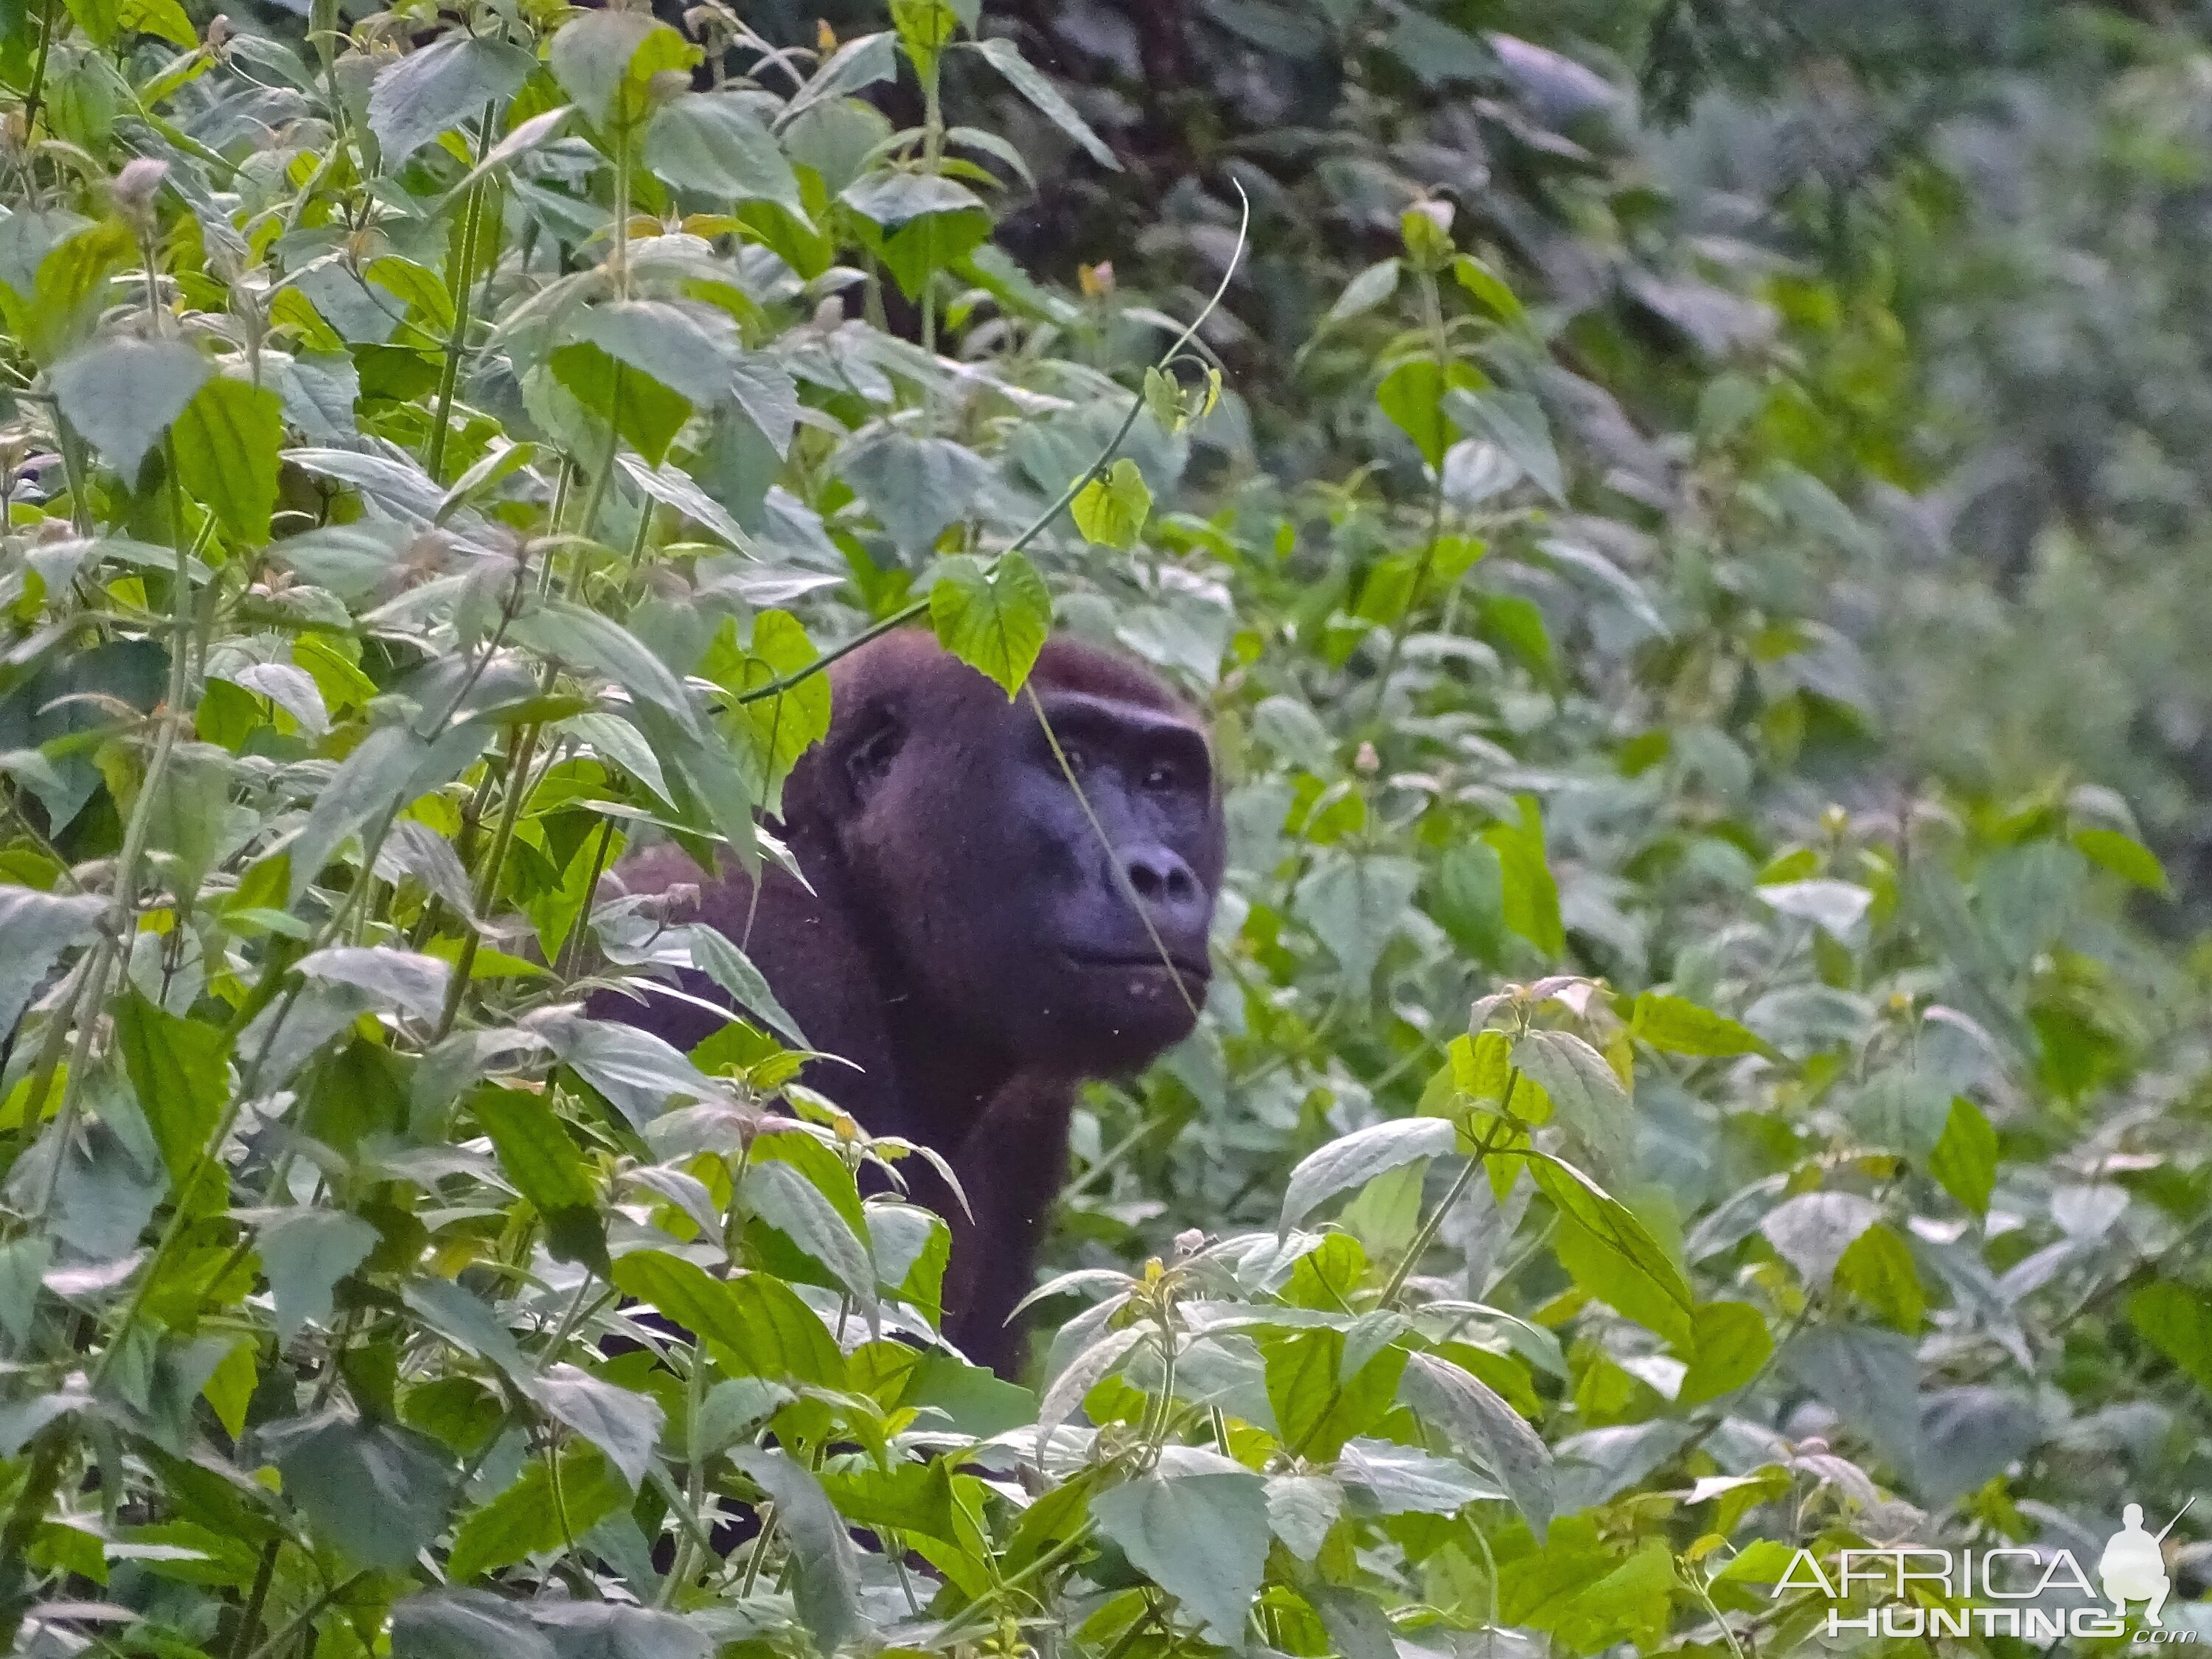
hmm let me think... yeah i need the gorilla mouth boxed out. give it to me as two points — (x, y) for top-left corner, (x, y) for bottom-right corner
(1063, 947), (1212, 982)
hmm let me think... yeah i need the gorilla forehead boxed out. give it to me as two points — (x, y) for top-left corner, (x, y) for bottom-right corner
(823, 629), (1200, 728)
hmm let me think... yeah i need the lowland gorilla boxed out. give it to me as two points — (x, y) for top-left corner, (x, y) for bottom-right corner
(597, 630), (1222, 1373)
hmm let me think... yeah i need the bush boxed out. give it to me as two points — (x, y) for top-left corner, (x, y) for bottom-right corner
(0, 0), (2205, 1655)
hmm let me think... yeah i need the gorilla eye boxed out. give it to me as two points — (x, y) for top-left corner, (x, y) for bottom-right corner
(1143, 762), (1178, 791)
(1060, 743), (1091, 774)
(845, 714), (906, 793)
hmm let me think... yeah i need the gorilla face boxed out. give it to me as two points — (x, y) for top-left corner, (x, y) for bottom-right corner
(823, 636), (1223, 1077)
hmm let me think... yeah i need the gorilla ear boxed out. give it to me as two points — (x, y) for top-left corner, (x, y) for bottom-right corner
(841, 704), (907, 801)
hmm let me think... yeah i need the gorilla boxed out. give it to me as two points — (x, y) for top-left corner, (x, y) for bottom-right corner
(596, 630), (1222, 1373)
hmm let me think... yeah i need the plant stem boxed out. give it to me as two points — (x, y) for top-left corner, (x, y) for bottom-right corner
(435, 720), (543, 1037)
(1378, 1079), (1515, 1308)
(424, 102), (499, 484)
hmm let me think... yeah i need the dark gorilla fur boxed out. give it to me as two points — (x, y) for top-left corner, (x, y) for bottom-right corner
(594, 630), (1223, 1373)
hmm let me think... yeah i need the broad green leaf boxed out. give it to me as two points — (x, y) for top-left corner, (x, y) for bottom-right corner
(1334, 1437), (1500, 1515)
(546, 341), (693, 465)
(114, 987), (231, 1188)
(117, 0), (192, 44)
(445, 1442), (626, 1581)
(172, 376), (282, 543)
(1442, 386), (1564, 503)
(1293, 850), (1420, 986)
(740, 1159), (876, 1315)
(509, 597), (706, 742)
(840, 431), (992, 551)
(548, 10), (698, 132)
(1630, 992), (1766, 1057)
(645, 93), (807, 214)
(2073, 826), (2168, 892)
(0, 1237), (50, 1345)
(1759, 1189), (1880, 1289)
(730, 1447), (860, 1648)
(1324, 257), (1402, 327)
(257, 1209), (378, 1343)
(471, 1087), (605, 1270)
(1377, 359), (1478, 467)
(1482, 796), (1563, 959)
(1091, 1470), (1270, 1644)
(1835, 1221), (1925, 1332)
(1279, 1116), (1457, 1231)
(1534, 1155), (1694, 1347)
(260, 1410), (456, 1571)
(391, 1589), (557, 1659)
(1400, 1351), (1554, 1537)
(367, 33), (533, 166)
(1674, 1301), (1772, 1408)
(2127, 1281), (2212, 1397)
(296, 945), (451, 1022)
(524, 1365), (664, 1490)
(609, 1249), (843, 1387)
(1036, 1324), (1146, 1447)
(929, 552), (1051, 698)
(1265, 1473), (1343, 1561)
(566, 299), (740, 411)
(1511, 1029), (1631, 1180)
(965, 37), (1119, 169)
(1070, 457), (1152, 549)
(49, 336), (208, 476)
(0, 885), (104, 1037)
(1928, 1097), (1997, 1215)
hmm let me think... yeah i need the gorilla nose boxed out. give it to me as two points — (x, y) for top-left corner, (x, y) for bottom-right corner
(1121, 844), (1208, 934)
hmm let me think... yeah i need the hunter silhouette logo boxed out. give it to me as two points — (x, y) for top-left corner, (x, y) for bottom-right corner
(2103, 1500), (2193, 1627)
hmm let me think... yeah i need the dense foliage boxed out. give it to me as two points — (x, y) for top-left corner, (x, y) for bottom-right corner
(0, 0), (2205, 1655)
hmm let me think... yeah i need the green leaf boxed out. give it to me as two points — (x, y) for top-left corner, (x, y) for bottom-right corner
(1324, 257), (1402, 327)
(549, 10), (698, 132)
(2127, 1281), (2212, 1397)
(1482, 796), (1563, 959)
(1928, 1097), (1997, 1215)
(1512, 1029), (1632, 1180)
(1377, 359), (1456, 468)
(730, 1447), (860, 1648)
(840, 431), (992, 551)
(1092, 1469), (1271, 1644)
(1400, 1352), (1554, 1537)
(1443, 386), (1564, 503)
(114, 987), (231, 1189)
(446, 1442), (626, 1581)
(1451, 253), (1523, 320)
(367, 34), (534, 165)
(546, 341), (693, 465)
(740, 1159), (876, 1315)
(472, 1087), (606, 1270)
(609, 1249), (843, 1387)
(524, 1364), (664, 1490)
(257, 1209), (378, 1343)
(510, 596), (706, 742)
(0, 884), (104, 1038)
(566, 299), (740, 411)
(391, 1590), (557, 1659)
(964, 37), (1119, 170)
(1835, 1222), (1924, 1332)
(260, 1410), (456, 1572)
(929, 552), (1051, 698)
(1070, 456), (1152, 549)
(1674, 1301), (1773, 1408)
(1293, 851), (1420, 986)
(645, 94), (806, 214)
(2072, 826), (2168, 892)
(172, 376), (283, 544)
(117, 0), (192, 44)
(1630, 992), (1767, 1057)
(1279, 1117), (1457, 1232)
(1534, 1155), (1694, 1348)
(49, 336), (209, 477)
(1759, 1189), (1880, 1290)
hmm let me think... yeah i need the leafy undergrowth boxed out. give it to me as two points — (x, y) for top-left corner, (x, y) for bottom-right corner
(0, 0), (2205, 1656)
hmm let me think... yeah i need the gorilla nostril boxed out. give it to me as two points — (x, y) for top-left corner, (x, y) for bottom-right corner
(1122, 846), (1202, 917)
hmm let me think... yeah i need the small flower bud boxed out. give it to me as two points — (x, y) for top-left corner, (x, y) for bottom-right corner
(1078, 261), (1115, 299)
(1174, 1228), (1204, 1258)
(111, 157), (170, 229)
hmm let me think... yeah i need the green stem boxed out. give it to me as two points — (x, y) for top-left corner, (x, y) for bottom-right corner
(425, 102), (499, 484)
(1378, 1079), (1515, 1309)
(435, 720), (543, 1038)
